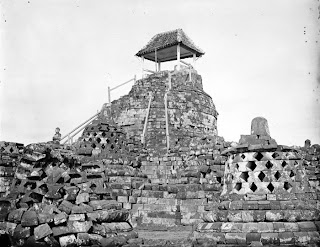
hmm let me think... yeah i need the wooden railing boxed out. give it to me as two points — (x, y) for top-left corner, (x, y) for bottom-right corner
(61, 112), (100, 145)
(108, 75), (136, 104)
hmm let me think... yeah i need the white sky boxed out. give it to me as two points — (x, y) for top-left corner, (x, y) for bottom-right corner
(0, 0), (319, 146)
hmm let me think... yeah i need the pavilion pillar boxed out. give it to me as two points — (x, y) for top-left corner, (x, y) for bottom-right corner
(155, 49), (158, 72)
(177, 43), (181, 70)
(193, 53), (196, 68)
(141, 56), (144, 78)
(158, 62), (161, 72)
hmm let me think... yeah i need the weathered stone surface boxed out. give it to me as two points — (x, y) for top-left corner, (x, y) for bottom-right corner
(251, 117), (270, 136)
(34, 223), (52, 240)
(21, 210), (38, 227)
(53, 212), (68, 225)
(59, 234), (77, 247)
(67, 220), (92, 233)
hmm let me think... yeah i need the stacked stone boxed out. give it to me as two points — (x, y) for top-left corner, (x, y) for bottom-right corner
(129, 136), (230, 228)
(299, 140), (320, 202)
(0, 142), (24, 197)
(191, 117), (320, 246)
(100, 68), (218, 155)
(0, 143), (145, 247)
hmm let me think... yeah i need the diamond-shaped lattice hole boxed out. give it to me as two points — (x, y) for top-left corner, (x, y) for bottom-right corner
(93, 132), (97, 137)
(91, 143), (96, 148)
(101, 132), (106, 137)
(250, 182), (257, 192)
(110, 144), (114, 149)
(258, 171), (266, 181)
(235, 164), (239, 170)
(247, 161), (257, 171)
(9, 147), (14, 153)
(289, 171), (295, 177)
(235, 183), (242, 191)
(96, 138), (101, 143)
(240, 172), (249, 182)
(106, 139), (110, 144)
(241, 154), (246, 160)
(265, 161), (273, 169)
(254, 152), (264, 161)
(272, 152), (279, 159)
(101, 144), (105, 149)
(281, 161), (287, 168)
(267, 182), (274, 192)
(284, 182), (293, 191)
(111, 133), (114, 137)
(274, 171), (281, 180)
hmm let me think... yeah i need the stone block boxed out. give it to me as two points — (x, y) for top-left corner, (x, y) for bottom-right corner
(283, 210), (301, 222)
(76, 192), (89, 204)
(89, 200), (121, 210)
(68, 220), (92, 233)
(308, 231), (320, 244)
(34, 223), (52, 240)
(258, 201), (270, 210)
(58, 200), (74, 214)
(68, 214), (85, 222)
(71, 204), (93, 214)
(260, 232), (279, 245)
(265, 210), (283, 221)
(221, 222), (234, 232)
(225, 232), (246, 244)
(54, 212), (68, 225)
(59, 234), (77, 247)
(227, 211), (242, 222)
(77, 233), (91, 246)
(246, 232), (261, 245)
(13, 224), (31, 239)
(241, 211), (254, 222)
(293, 232), (311, 245)
(52, 226), (70, 236)
(279, 232), (295, 245)
(38, 213), (54, 224)
(273, 222), (285, 232)
(253, 210), (265, 222)
(21, 210), (38, 227)
(297, 221), (317, 231)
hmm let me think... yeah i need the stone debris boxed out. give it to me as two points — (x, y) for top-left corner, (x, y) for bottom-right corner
(0, 140), (144, 246)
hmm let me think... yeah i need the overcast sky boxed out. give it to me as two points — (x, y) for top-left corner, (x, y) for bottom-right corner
(0, 0), (319, 146)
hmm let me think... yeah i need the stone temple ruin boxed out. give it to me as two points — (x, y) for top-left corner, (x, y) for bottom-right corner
(0, 29), (319, 247)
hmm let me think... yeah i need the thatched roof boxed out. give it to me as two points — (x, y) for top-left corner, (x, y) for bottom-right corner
(135, 29), (205, 62)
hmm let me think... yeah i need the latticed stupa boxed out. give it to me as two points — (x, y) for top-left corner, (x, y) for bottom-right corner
(191, 117), (320, 246)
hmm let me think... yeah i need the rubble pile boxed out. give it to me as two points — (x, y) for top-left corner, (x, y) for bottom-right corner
(191, 118), (320, 246)
(0, 142), (24, 197)
(0, 142), (148, 247)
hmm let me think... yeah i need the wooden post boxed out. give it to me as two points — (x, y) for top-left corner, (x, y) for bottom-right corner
(108, 86), (111, 104)
(155, 49), (158, 72)
(193, 53), (196, 67)
(177, 43), (181, 70)
(141, 56), (144, 78)
(158, 62), (161, 72)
